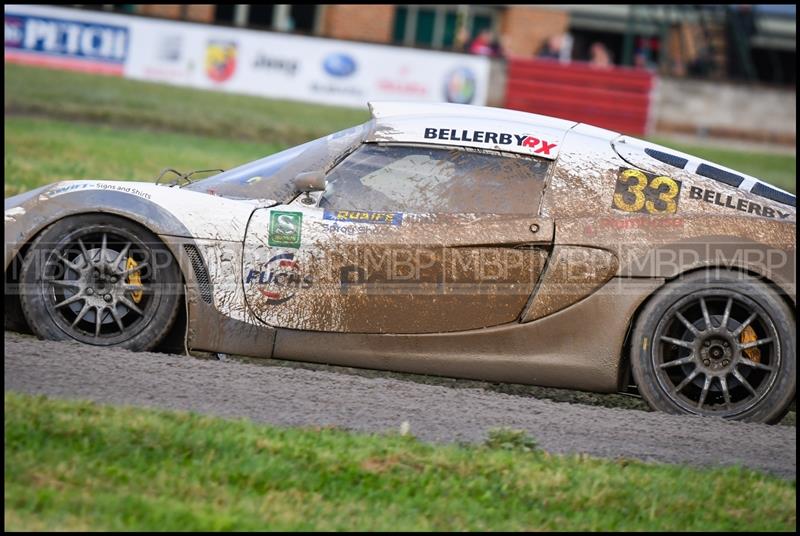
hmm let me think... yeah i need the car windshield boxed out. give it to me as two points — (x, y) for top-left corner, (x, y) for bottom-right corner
(185, 122), (371, 202)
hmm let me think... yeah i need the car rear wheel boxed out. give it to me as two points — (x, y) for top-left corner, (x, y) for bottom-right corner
(630, 269), (795, 424)
(20, 214), (183, 351)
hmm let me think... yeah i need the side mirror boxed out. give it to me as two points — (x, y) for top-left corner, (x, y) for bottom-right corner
(293, 170), (326, 193)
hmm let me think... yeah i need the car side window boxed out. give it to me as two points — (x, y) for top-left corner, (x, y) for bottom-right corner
(318, 144), (550, 215)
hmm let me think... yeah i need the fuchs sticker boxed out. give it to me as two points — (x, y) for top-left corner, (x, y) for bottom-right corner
(269, 211), (303, 248)
(612, 168), (682, 215)
(323, 209), (403, 225)
(245, 253), (313, 305)
(423, 127), (558, 156)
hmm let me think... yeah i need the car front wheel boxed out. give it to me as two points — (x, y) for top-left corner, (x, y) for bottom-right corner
(20, 214), (183, 351)
(630, 269), (795, 424)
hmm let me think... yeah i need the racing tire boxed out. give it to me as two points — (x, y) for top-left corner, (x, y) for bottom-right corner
(20, 214), (183, 352)
(630, 269), (795, 424)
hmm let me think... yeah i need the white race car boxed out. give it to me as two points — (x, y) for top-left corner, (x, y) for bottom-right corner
(5, 102), (796, 423)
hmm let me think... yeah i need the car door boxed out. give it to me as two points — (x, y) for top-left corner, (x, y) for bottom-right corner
(242, 143), (554, 334)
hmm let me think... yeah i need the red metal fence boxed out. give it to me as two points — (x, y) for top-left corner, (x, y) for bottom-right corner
(504, 59), (656, 136)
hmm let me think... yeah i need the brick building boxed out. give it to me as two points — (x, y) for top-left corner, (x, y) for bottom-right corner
(89, 4), (568, 56)
(77, 4), (795, 85)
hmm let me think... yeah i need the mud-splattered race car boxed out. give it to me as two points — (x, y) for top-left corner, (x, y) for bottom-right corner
(5, 102), (796, 423)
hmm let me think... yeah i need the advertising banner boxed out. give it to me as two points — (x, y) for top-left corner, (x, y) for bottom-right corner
(4, 8), (129, 75)
(5, 5), (490, 107)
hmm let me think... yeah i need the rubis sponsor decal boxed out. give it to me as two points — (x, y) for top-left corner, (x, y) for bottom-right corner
(323, 209), (403, 226)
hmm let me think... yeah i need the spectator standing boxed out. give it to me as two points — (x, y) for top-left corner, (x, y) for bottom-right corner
(537, 34), (562, 59)
(589, 42), (613, 68)
(633, 37), (657, 70)
(490, 33), (507, 58)
(537, 33), (573, 63)
(558, 33), (573, 63)
(468, 29), (504, 58)
(454, 26), (470, 53)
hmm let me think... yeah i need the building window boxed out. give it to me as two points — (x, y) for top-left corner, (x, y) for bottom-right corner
(443, 11), (458, 48)
(393, 9), (407, 43)
(73, 4), (135, 14)
(290, 5), (316, 34)
(392, 5), (499, 50)
(471, 14), (492, 36)
(110, 5), (136, 14)
(415, 8), (436, 46)
(248, 5), (274, 29)
(213, 5), (319, 34)
(214, 4), (235, 24)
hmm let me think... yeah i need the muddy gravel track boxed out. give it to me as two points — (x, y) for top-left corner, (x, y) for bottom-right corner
(4, 331), (796, 479)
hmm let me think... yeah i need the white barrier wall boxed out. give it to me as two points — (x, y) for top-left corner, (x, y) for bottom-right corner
(654, 77), (796, 145)
(4, 4), (491, 108)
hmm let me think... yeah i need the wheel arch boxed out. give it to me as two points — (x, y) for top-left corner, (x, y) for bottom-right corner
(5, 190), (197, 273)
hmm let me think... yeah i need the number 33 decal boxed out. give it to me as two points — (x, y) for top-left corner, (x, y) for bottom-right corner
(612, 168), (682, 214)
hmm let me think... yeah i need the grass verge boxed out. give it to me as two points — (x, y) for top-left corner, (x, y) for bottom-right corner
(4, 64), (369, 146)
(4, 116), (273, 197)
(4, 392), (797, 531)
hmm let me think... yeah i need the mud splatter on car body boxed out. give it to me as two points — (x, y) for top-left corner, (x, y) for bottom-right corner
(4, 101), (795, 399)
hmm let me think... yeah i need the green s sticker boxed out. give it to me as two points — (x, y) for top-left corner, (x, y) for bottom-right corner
(269, 211), (303, 248)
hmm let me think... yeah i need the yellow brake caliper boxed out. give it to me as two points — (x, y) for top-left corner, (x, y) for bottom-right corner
(739, 325), (761, 363)
(126, 257), (144, 303)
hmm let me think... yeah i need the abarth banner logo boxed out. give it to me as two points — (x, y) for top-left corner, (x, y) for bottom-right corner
(269, 211), (303, 248)
(245, 253), (313, 305)
(206, 40), (237, 82)
(423, 127), (557, 156)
